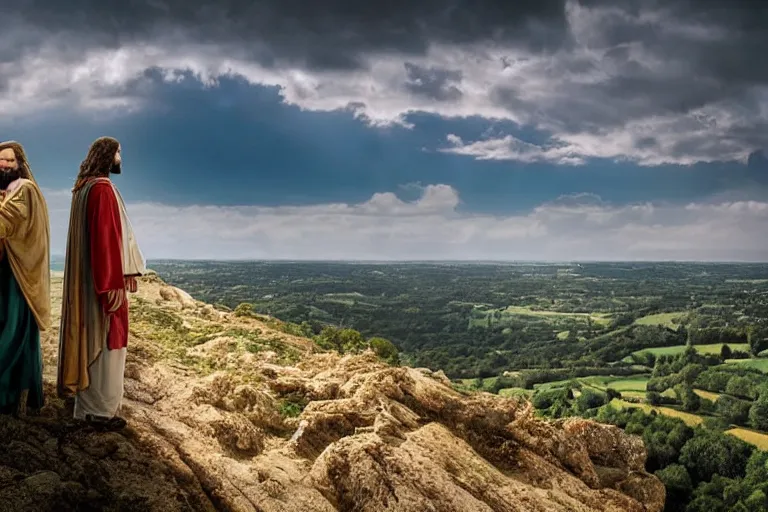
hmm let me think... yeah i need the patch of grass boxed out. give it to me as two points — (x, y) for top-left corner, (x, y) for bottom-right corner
(631, 345), (687, 357)
(190, 328), (228, 346)
(245, 342), (265, 354)
(129, 300), (193, 359)
(604, 377), (648, 392)
(533, 379), (573, 390)
(131, 296), (306, 369)
(498, 387), (532, 398)
(575, 375), (611, 388)
(697, 343), (750, 354)
(225, 327), (299, 362)
(609, 398), (704, 427)
(619, 391), (647, 400)
(469, 305), (612, 330)
(176, 351), (218, 375)
(725, 358), (768, 373)
(502, 306), (612, 325)
(693, 389), (720, 401)
(661, 388), (677, 399)
(570, 375), (649, 393)
(260, 317), (314, 338)
(450, 382), (476, 396)
(633, 312), (684, 328)
(459, 376), (500, 390)
(726, 428), (768, 450)
(278, 395), (309, 418)
(629, 343), (750, 359)
(131, 299), (185, 332)
(279, 347), (302, 365)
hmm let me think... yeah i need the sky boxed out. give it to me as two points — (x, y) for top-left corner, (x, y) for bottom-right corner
(3, 0), (768, 261)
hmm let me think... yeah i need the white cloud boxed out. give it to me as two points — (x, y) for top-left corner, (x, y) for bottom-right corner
(441, 134), (586, 165)
(42, 184), (768, 261)
(4, 1), (768, 166)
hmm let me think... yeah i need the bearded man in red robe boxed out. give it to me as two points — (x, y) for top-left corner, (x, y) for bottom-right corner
(57, 136), (145, 429)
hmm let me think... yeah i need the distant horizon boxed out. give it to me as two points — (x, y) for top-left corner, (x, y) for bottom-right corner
(50, 255), (768, 265)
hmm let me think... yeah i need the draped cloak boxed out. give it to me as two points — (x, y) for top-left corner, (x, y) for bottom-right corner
(0, 178), (50, 412)
(0, 179), (51, 331)
(57, 177), (145, 399)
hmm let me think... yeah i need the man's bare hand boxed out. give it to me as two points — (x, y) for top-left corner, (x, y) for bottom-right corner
(125, 276), (138, 293)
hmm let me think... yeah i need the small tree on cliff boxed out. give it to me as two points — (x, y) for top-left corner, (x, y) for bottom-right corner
(368, 337), (400, 365)
(314, 326), (368, 354)
(234, 303), (255, 317)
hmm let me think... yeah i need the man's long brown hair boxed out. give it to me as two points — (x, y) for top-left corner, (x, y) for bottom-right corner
(0, 140), (36, 183)
(73, 136), (119, 191)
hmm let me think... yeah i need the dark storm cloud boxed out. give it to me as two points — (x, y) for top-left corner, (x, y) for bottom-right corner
(8, 0), (768, 111)
(9, 0), (571, 69)
(591, 1), (768, 87)
(7, 0), (768, 88)
(634, 137), (657, 151)
(451, 0), (768, 164)
(487, 36), (755, 141)
(7, 0), (768, 166)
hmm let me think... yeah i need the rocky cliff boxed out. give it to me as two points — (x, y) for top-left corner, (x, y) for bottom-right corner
(0, 273), (666, 512)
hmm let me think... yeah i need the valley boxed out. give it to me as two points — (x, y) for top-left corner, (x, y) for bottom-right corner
(149, 259), (768, 510)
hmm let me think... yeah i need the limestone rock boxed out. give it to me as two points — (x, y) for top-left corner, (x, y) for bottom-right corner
(158, 285), (197, 309)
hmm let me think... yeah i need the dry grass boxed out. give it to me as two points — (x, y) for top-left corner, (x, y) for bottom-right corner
(726, 428), (768, 450)
(43, 272), (316, 378)
(693, 389), (720, 401)
(609, 398), (704, 427)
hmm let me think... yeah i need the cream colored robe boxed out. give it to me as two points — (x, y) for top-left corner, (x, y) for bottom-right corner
(0, 178), (51, 331)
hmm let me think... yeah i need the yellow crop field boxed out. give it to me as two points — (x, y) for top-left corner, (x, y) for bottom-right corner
(726, 428), (768, 451)
(609, 399), (704, 427)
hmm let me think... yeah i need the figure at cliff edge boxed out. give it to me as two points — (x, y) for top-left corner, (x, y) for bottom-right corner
(57, 136), (146, 429)
(0, 140), (51, 417)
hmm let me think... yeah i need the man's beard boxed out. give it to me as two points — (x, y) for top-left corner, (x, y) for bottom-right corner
(0, 168), (21, 190)
(110, 161), (121, 175)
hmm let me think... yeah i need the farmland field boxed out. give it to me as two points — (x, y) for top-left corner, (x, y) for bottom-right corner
(602, 377), (648, 392)
(627, 343), (751, 360)
(503, 306), (612, 325)
(693, 389), (720, 401)
(634, 312), (685, 328)
(725, 358), (768, 372)
(533, 379), (573, 390)
(726, 428), (768, 451)
(497, 388), (532, 398)
(609, 399), (705, 426)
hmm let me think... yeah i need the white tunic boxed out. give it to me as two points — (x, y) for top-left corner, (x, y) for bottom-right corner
(73, 339), (127, 420)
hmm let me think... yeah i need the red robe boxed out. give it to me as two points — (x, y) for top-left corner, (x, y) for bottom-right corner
(86, 179), (128, 351)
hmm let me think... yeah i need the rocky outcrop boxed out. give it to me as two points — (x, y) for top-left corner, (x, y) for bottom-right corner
(0, 273), (666, 512)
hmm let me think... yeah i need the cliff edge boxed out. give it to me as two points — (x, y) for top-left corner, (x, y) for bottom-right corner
(0, 273), (665, 512)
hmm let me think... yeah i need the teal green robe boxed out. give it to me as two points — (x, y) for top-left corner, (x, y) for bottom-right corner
(0, 255), (43, 414)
